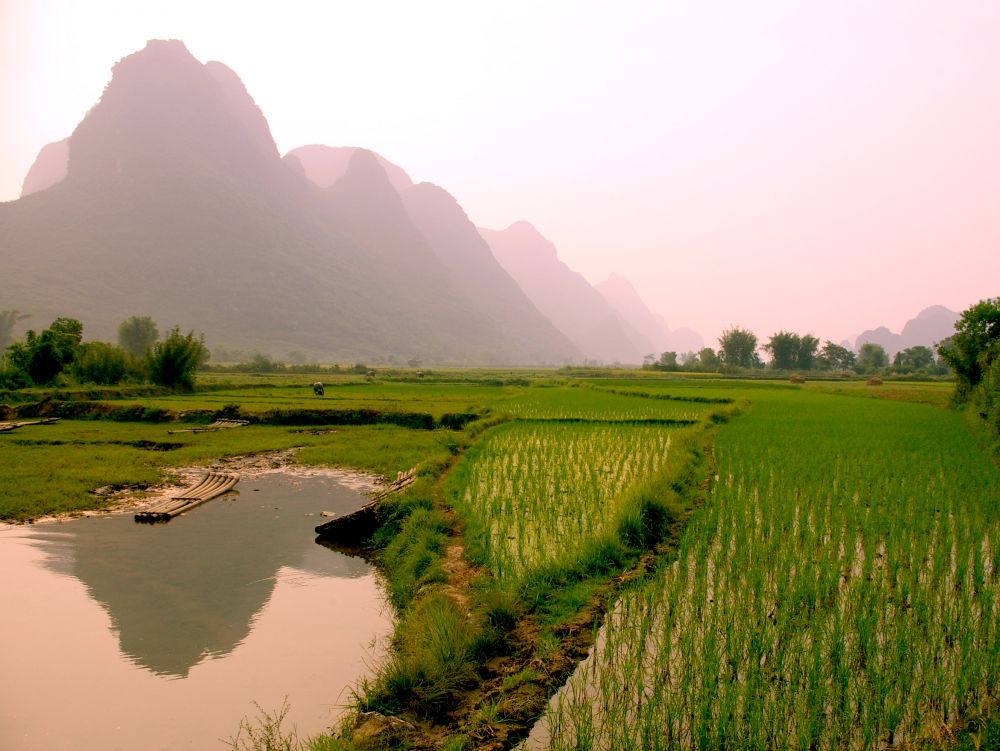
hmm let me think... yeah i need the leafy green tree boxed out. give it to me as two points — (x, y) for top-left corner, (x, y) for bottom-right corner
(696, 347), (721, 371)
(893, 345), (935, 373)
(47, 317), (84, 351)
(148, 327), (208, 390)
(937, 298), (1000, 402)
(719, 327), (760, 369)
(681, 349), (714, 372)
(4, 337), (33, 377)
(856, 342), (889, 373)
(979, 357), (1000, 440)
(796, 335), (819, 370)
(117, 316), (159, 356)
(817, 341), (856, 371)
(0, 362), (29, 388)
(657, 351), (679, 370)
(5, 317), (84, 385)
(764, 331), (801, 370)
(0, 310), (29, 350)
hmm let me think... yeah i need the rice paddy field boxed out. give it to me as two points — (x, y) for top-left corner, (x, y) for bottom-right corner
(530, 384), (1000, 750)
(451, 421), (678, 581)
(3, 371), (996, 749)
(496, 385), (722, 423)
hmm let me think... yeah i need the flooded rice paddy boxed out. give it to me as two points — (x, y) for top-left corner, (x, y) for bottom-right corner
(0, 470), (393, 750)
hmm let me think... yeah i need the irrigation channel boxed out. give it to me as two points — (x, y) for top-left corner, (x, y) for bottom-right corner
(0, 470), (393, 750)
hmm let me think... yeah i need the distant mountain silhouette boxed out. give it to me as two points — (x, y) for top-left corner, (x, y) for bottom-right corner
(285, 144), (414, 194)
(595, 273), (704, 355)
(289, 146), (580, 363)
(479, 222), (648, 363)
(854, 305), (959, 356)
(20, 138), (68, 196)
(2, 40), (576, 364)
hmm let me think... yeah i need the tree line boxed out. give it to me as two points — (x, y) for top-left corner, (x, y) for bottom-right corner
(644, 327), (948, 376)
(0, 313), (207, 390)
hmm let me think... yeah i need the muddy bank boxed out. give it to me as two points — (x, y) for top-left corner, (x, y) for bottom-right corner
(9, 449), (386, 527)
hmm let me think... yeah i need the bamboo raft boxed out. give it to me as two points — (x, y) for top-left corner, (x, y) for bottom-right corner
(0, 417), (60, 433)
(368, 467), (417, 502)
(134, 471), (239, 522)
(315, 467), (417, 539)
(168, 419), (249, 434)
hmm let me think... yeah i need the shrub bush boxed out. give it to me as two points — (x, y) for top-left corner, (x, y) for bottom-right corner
(147, 327), (207, 390)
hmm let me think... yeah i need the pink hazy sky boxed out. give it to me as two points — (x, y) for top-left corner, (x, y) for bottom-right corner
(2, 1), (998, 346)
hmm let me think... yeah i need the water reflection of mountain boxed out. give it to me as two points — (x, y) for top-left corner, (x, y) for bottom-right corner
(33, 473), (372, 677)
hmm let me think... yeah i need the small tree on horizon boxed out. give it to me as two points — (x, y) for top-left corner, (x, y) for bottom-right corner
(719, 327), (760, 369)
(796, 334), (819, 370)
(856, 342), (889, 373)
(148, 327), (207, 390)
(764, 331), (800, 370)
(118, 316), (159, 357)
(5, 317), (83, 385)
(817, 341), (856, 371)
(657, 351), (679, 370)
(696, 347), (721, 371)
(893, 345), (935, 373)
(765, 331), (820, 370)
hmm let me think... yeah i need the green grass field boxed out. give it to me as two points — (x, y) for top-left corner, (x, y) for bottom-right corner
(450, 421), (681, 581)
(496, 385), (716, 423)
(2, 371), (996, 749)
(538, 384), (1000, 750)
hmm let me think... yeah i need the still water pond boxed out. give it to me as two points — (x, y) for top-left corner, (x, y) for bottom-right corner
(0, 471), (393, 750)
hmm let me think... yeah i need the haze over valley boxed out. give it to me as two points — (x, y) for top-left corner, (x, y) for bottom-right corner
(5, 2), (999, 363)
(2, 35), (978, 365)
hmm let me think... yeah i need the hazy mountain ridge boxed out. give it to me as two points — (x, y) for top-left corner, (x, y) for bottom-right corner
(289, 145), (580, 363)
(594, 273), (704, 355)
(285, 145), (414, 194)
(20, 138), (68, 197)
(854, 305), (959, 357)
(479, 222), (651, 364)
(3, 40), (580, 364)
(399, 182), (580, 363)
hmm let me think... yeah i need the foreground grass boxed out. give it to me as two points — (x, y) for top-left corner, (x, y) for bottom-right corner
(449, 421), (684, 581)
(540, 387), (1000, 750)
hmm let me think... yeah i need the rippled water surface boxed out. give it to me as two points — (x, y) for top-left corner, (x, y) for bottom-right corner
(0, 471), (393, 750)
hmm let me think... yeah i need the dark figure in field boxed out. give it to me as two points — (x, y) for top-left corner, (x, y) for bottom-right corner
(313, 382), (324, 396)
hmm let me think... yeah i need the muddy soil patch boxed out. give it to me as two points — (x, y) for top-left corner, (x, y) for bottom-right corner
(14, 449), (386, 526)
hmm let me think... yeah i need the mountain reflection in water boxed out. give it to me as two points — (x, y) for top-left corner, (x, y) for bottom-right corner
(31, 471), (372, 677)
